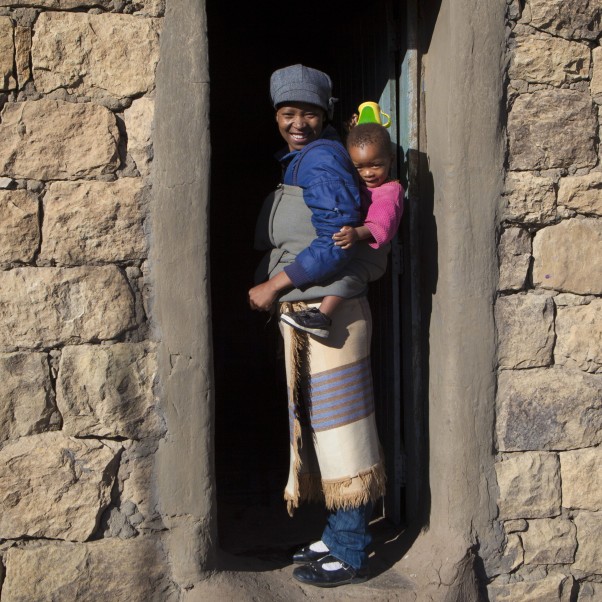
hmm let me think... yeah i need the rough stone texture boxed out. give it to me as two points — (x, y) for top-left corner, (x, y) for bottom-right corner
(521, 0), (602, 41)
(558, 172), (602, 217)
(555, 299), (602, 373)
(509, 32), (590, 85)
(0, 432), (120, 541)
(0, 352), (58, 443)
(117, 440), (161, 532)
(0, 189), (39, 264)
(505, 519), (528, 533)
(14, 26), (31, 87)
(560, 447), (602, 511)
(497, 368), (602, 451)
(39, 179), (148, 266)
(592, 47), (602, 102)
(578, 582), (602, 601)
(124, 97), (155, 178)
(522, 519), (577, 565)
(533, 219), (602, 294)
(32, 13), (161, 99)
(0, 0), (111, 7)
(488, 573), (574, 602)
(503, 172), (556, 224)
(508, 90), (597, 171)
(0, 100), (120, 180)
(136, 0), (165, 16)
(495, 294), (554, 368)
(57, 342), (163, 439)
(498, 227), (531, 291)
(1, 538), (174, 602)
(0, 266), (136, 348)
(0, 17), (15, 91)
(495, 452), (561, 519)
(573, 512), (602, 573)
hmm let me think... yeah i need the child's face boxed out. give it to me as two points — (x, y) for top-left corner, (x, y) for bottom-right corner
(348, 143), (392, 188)
(276, 102), (325, 152)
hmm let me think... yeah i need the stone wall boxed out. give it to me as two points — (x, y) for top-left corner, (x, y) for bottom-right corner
(0, 0), (175, 599)
(489, 1), (602, 600)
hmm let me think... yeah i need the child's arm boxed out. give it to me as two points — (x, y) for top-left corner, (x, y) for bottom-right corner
(332, 225), (373, 250)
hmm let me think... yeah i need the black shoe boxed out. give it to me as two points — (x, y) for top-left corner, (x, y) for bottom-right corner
(280, 308), (332, 338)
(292, 542), (330, 565)
(292, 554), (369, 588)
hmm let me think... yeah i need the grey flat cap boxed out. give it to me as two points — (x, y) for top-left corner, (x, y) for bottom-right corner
(270, 64), (337, 118)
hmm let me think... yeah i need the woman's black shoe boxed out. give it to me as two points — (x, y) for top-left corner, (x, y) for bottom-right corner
(292, 543), (330, 565)
(292, 554), (369, 587)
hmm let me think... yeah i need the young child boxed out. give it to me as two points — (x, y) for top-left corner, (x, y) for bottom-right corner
(281, 120), (404, 338)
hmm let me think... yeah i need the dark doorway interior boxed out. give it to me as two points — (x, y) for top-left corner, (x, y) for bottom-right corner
(207, 0), (405, 556)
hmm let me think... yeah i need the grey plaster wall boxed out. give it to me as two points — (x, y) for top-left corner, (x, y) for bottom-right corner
(399, 0), (506, 593)
(151, 0), (217, 587)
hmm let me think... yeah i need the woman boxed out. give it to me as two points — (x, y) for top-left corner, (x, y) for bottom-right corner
(248, 64), (388, 588)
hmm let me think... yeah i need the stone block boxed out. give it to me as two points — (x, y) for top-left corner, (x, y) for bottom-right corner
(561, 447), (602, 511)
(0, 266), (136, 349)
(488, 573), (574, 601)
(0, 189), (39, 264)
(0, 100), (119, 180)
(39, 179), (148, 265)
(124, 97), (155, 177)
(522, 519), (577, 565)
(508, 90), (597, 171)
(555, 299), (602, 373)
(1, 538), (173, 602)
(0, 0), (111, 7)
(503, 172), (556, 224)
(0, 352), (58, 443)
(505, 518), (528, 533)
(118, 440), (161, 531)
(578, 582), (602, 601)
(521, 0), (602, 41)
(0, 432), (120, 541)
(573, 511), (602, 574)
(495, 293), (554, 368)
(509, 32), (589, 85)
(533, 219), (602, 294)
(57, 342), (163, 439)
(497, 368), (602, 451)
(0, 17), (15, 91)
(32, 13), (161, 99)
(495, 452), (560, 519)
(498, 227), (531, 291)
(14, 26), (31, 86)
(558, 172), (602, 217)
(592, 47), (602, 102)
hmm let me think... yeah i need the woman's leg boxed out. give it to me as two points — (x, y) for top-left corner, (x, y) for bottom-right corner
(321, 501), (374, 570)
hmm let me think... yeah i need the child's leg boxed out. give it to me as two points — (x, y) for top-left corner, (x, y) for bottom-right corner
(319, 295), (344, 318)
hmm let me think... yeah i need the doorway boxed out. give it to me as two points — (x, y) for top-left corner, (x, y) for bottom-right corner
(207, 0), (408, 555)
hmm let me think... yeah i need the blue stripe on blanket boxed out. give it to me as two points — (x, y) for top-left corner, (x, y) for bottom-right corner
(309, 357), (374, 432)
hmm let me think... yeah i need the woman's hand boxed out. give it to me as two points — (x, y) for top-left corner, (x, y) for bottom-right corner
(248, 281), (279, 311)
(333, 225), (359, 249)
(248, 271), (294, 311)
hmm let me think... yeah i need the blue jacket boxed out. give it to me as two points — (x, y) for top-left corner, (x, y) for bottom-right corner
(278, 126), (362, 288)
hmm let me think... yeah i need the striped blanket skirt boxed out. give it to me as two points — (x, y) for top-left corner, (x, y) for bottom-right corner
(279, 295), (386, 515)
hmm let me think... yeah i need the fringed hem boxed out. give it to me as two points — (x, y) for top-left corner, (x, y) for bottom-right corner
(285, 473), (323, 516)
(322, 463), (387, 511)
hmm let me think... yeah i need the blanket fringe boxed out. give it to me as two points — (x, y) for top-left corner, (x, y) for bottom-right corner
(322, 463), (387, 511)
(283, 302), (311, 517)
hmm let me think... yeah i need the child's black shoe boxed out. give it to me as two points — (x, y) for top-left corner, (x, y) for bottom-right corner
(281, 308), (332, 338)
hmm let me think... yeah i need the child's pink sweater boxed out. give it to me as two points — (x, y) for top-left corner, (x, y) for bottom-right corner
(361, 180), (404, 249)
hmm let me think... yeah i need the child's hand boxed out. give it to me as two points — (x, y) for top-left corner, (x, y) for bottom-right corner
(333, 226), (359, 249)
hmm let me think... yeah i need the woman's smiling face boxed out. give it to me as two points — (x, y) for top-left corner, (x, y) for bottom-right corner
(276, 102), (325, 151)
